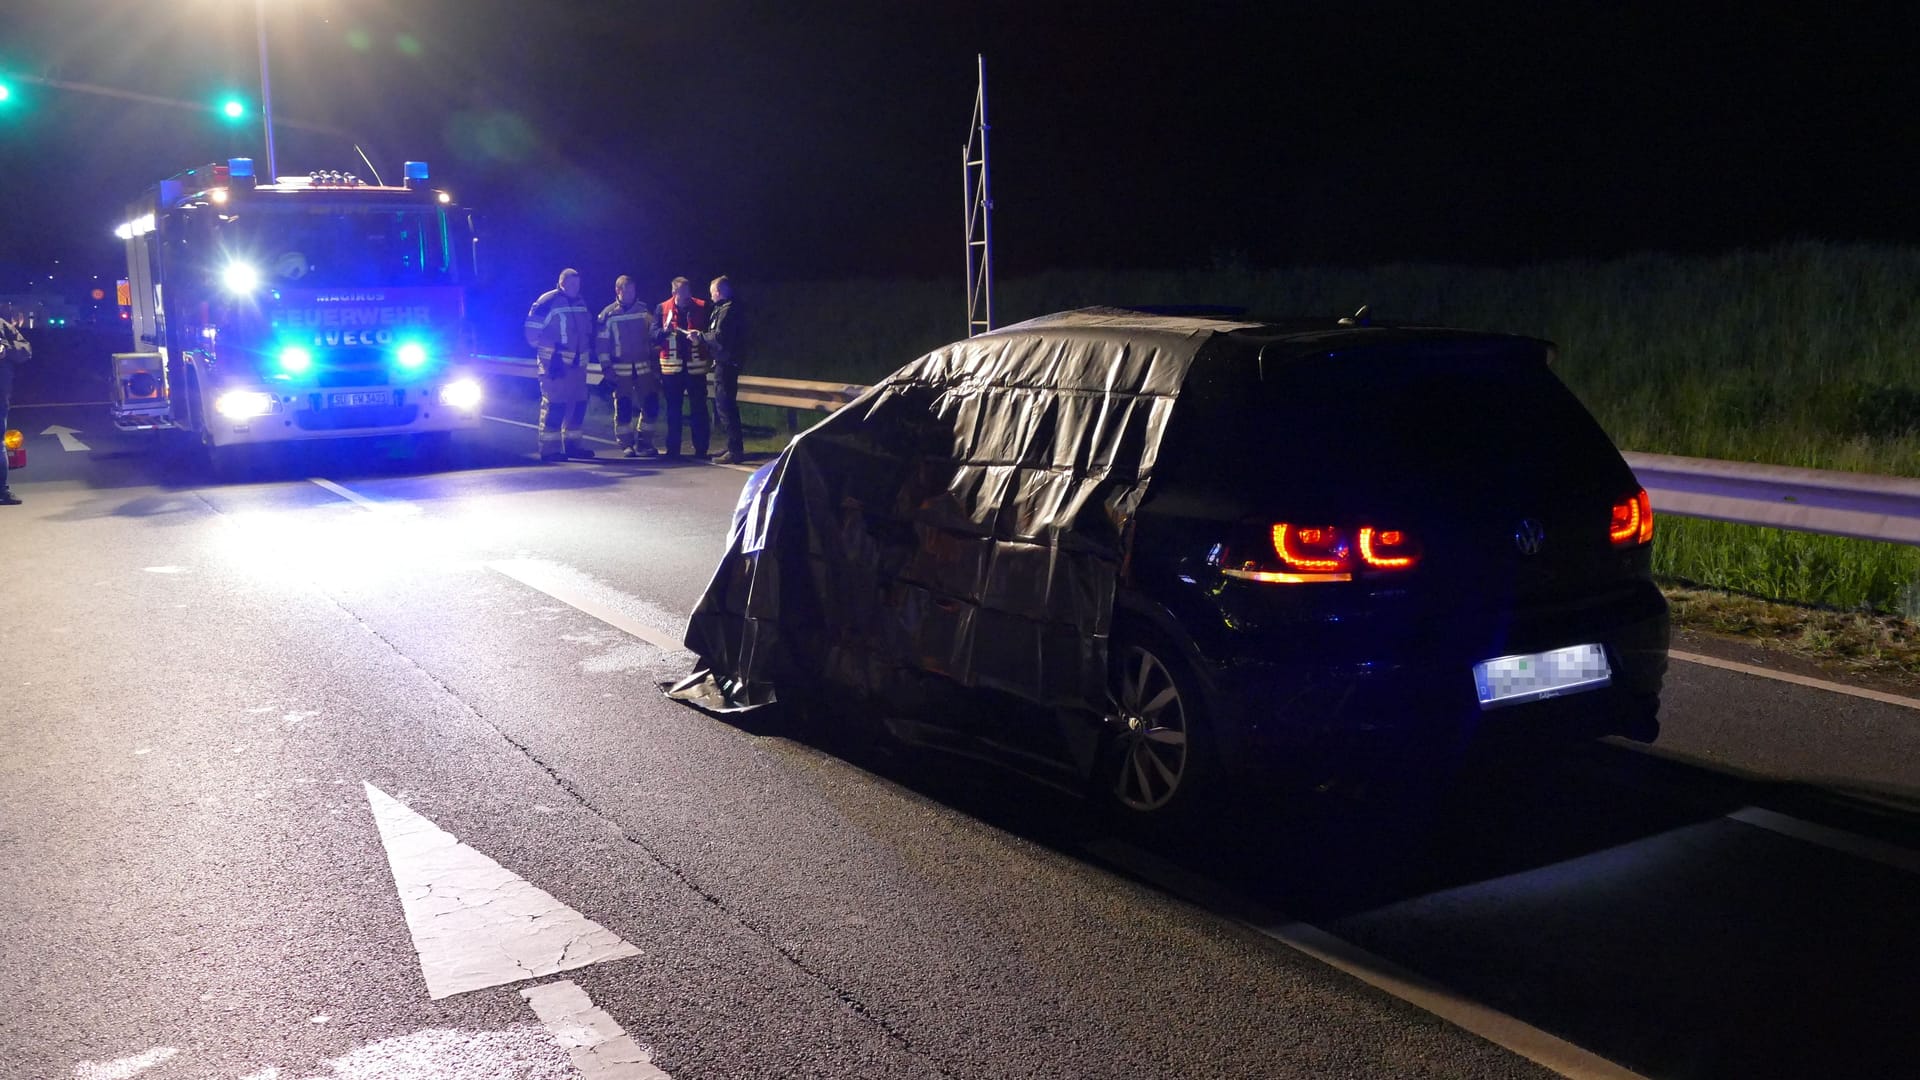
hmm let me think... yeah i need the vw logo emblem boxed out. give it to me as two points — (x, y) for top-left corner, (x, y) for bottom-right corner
(1514, 519), (1546, 556)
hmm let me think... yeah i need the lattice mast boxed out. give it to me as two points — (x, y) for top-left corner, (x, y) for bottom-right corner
(963, 55), (995, 337)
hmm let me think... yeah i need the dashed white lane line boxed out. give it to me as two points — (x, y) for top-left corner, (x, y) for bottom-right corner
(482, 413), (760, 468)
(365, 783), (641, 999)
(1727, 806), (1920, 875)
(1669, 649), (1920, 711)
(489, 559), (688, 654)
(1082, 838), (1649, 1080)
(524, 980), (675, 1080)
(310, 477), (383, 511)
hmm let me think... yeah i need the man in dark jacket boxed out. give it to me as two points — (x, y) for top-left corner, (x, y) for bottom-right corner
(698, 276), (746, 464)
(0, 308), (30, 506)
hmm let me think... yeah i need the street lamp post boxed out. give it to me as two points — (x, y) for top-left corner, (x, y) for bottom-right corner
(256, 0), (278, 180)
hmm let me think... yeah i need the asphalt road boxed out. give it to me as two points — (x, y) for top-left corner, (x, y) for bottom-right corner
(3, 340), (1918, 1080)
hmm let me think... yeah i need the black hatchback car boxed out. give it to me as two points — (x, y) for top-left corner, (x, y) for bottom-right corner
(673, 309), (1668, 818)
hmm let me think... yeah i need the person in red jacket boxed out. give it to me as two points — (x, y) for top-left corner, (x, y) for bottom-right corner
(655, 276), (710, 459)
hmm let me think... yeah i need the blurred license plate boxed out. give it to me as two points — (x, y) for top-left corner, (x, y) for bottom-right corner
(1473, 644), (1611, 709)
(330, 391), (389, 407)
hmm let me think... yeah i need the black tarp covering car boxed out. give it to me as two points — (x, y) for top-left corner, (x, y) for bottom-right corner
(670, 308), (1668, 813)
(670, 309), (1261, 714)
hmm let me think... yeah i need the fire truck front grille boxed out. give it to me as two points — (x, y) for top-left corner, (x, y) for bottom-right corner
(295, 405), (421, 430)
(315, 364), (392, 388)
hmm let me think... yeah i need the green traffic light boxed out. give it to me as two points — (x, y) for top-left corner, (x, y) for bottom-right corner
(222, 98), (246, 120)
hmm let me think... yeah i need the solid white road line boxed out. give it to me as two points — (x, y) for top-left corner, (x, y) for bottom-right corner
(1082, 838), (1649, 1080)
(489, 558), (688, 654)
(365, 783), (641, 999)
(1727, 806), (1920, 876)
(523, 980), (675, 1080)
(1669, 649), (1920, 711)
(484, 414), (620, 446)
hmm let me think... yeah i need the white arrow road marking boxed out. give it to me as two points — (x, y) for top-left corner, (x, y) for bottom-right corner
(364, 783), (640, 999)
(41, 424), (91, 451)
(524, 980), (675, 1080)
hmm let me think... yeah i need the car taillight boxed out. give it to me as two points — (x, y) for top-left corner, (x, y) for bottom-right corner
(1211, 521), (1421, 584)
(1358, 526), (1421, 569)
(1609, 488), (1654, 547)
(1274, 524), (1350, 573)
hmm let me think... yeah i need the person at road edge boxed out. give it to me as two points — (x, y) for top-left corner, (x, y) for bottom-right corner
(695, 276), (746, 464)
(655, 276), (710, 459)
(597, 275), (662, 458)
(524, 268), (598, 462)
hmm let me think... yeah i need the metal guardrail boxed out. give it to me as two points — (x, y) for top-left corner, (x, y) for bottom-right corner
(1622, 452), (1920, 546)
(470, 354), (864, 431)
(470, 354), (1920, 546)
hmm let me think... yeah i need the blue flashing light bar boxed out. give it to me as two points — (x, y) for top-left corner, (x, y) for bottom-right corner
(228, 157), (255, 178)
(404, 161), (430, 181)
(277, 345), (313, 374)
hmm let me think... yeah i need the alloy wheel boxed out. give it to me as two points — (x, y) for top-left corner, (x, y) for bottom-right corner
(1108, 644), (1191, 812)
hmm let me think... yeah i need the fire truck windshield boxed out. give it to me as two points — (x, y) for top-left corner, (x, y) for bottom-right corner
(221, 205), (459, 289)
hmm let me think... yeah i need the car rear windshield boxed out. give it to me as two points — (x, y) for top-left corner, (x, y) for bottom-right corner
(1166, 343), (1621, 488)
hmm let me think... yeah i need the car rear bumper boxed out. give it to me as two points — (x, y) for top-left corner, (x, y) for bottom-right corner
(1194, 582), (1670, 783)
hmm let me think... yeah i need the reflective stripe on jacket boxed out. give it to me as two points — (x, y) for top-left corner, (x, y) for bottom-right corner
(655, 296), (709, 376)
(524, 289), (595, 361)
(596, 300), (657, 376)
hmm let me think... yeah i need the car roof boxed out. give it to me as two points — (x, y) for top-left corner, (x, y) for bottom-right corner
(985, 307), (1551, 365)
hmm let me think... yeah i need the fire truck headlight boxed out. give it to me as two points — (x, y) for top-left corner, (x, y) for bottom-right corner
(438, 379), (482, 410)
(395, 341), (430, 370)
(276, 345), (313, 374)
(221, 261), (261, 294)
(214, 390), (276, 419)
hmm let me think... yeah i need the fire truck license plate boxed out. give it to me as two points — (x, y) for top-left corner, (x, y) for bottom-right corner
(330, 391), (390, 407)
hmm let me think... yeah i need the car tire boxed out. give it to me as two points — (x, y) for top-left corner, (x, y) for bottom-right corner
(1099, 626), (1216, 823)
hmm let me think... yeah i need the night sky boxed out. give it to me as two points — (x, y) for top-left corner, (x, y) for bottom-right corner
(4, 1), (1919, 303)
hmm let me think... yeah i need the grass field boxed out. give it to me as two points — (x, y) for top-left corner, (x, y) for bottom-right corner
(750, 243), (1920, 614)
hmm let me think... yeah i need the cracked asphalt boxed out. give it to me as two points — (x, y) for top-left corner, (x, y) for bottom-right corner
(3, 358), (1919, 1079)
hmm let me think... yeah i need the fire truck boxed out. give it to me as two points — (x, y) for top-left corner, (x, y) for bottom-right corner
(110, 157), (484, 473)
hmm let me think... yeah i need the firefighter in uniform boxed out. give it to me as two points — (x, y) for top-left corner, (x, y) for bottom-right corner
(524, 268), (597, 461)
(596, 275), (661, 458)
(655, 276), (710, 459)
